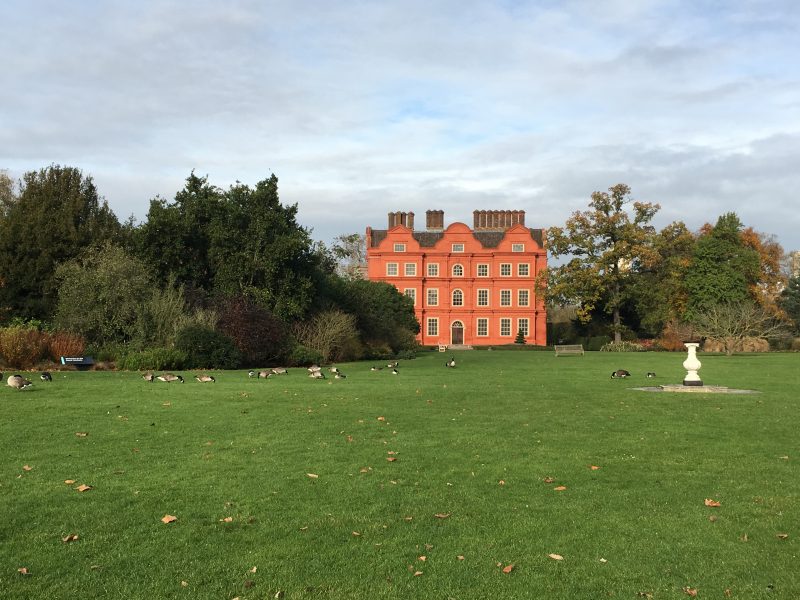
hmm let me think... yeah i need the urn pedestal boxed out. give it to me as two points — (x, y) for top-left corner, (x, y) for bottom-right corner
(683, 343), (703, 386)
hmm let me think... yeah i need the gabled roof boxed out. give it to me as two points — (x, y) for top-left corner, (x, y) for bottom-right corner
(369, 227), (544, 249)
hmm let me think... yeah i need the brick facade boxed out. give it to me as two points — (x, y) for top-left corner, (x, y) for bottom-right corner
(366, 210), (547, 346)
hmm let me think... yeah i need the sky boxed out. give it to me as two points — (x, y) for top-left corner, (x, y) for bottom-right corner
(2, 0), (799, 251)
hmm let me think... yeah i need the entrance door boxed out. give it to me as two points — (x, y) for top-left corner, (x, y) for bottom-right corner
(451, 321), (464, 345)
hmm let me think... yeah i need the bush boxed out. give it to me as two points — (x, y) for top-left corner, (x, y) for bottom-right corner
(216, 297), (289, 366)
(792, 338), (800, 351)
(287, 344), (323, 367)
(118, 348), (188, 371)
(600, 340), (645, 352)
(0, 326), (48, 368)
(586, 336), (611, 351)
(47, 331), (86, 361)
(174, 325), (241, 369)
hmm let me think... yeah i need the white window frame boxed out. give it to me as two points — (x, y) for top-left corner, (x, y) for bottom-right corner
(518, 318), (529, 337)
(404, 288), (416, 305)
(477, 318), (489, 337)
(518, 263), (530, 277)
(477, 289), (489, 306)
(512, 243), (525, 252)
(452, 264), (464, 277)
(393, 243), (406, 252)
(477, 264), (489, 277)
(452, 289), (464, 306)
(500, 289), (512, 307)
(500, 318), (512, 337)
(427, 288), (439, 306)
(452, 243), (465, 253)
(404, 263), (417, 276)
(386, 262), (399, 276)
(427, 263), (439, 277)
(427, 317), (439, 337)
(500, 263), (512, 277)
(518, 289), (530, 307)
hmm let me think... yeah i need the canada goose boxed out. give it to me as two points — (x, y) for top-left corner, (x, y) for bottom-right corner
(157, 373), (184, 383)
(370, 366), (383, 371)
(143, 372), (155, 382)
(7, 375), (32, 390)
(248, 370), (256, 378)
(195, 374), (215, 383)
(391, 368), (398, 375)
(387, 361), (398, 368)
(445, 356), (456, 368)
(611, 369), (631, 379)
(334, 372), (346, 379)
(40, 372), (52, 382)
(646, 372), (657, 378)
(270, 367), (288, 375)
(309, 370), (325, 379)
(258, 370), (270, 379)
(330, 367), (340, 374)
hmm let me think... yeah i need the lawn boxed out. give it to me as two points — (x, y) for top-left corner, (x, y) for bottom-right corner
(1, 350), (798, 599)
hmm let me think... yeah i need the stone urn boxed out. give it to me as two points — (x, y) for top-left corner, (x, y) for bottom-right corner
(682, 342), (703, 386)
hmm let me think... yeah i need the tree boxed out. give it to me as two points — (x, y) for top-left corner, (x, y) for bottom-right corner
(0, 169), (15, 218)
(292, 309), (359, 363)
(330, 233), (367, 280)
(740, 227), (786, 310)
(630, 221), (696, 336)
(691, 301), (789, 356)
(539, 184), (660, 343)
(685, 213), (761, 317)
(0, 165), (121, 320)
(778, 276), (800, 334)
(514, 329), (527, 344)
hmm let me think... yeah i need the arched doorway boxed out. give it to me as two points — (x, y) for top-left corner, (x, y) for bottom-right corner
(451, 321), (464, 345)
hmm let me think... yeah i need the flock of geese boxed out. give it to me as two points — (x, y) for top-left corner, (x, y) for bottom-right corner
(3, 360), (655, 390)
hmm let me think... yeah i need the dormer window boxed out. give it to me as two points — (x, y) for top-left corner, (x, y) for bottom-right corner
(394, 243), (406, 252)
(452, 243), (464, 253)
(512, 243), (524, 252)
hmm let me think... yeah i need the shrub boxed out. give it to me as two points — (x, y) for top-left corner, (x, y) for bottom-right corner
(586, 336), (611, 351)
(216, 297), (289, 366)
(47, 331), (86, 361)
(174, 325), (241, 369)
(118, 348), (188, 371)
(0, 326), (48, 368)
(792, 338), (800, 351)
(287, 344), (323, 367)
(600, 340), (645, 352)
(292, 309), (359, 363)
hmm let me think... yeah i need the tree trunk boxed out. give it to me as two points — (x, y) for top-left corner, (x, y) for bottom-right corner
(613, 308), (622, 344)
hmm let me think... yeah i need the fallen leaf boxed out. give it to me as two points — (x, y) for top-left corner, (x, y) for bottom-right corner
(75, 484), (93, 492)
(161, 514), (177, 524)
(543, 477), (555, 484)
(683, 587), (698, 596)
(387, 450), (397, 455)
(502, 564), (514, 574)
(413, 571), (423, 576)
(636, 594), (653, 599)
(62, 534), (79, 543)
(403, 516), (413, 522)
(434, 513), (451, 519)
(457, 555), (465, 561)
(387, 457), (397, 462)
(778, 455), (789, 460)
(64, 479), (76, 484)
(18, 567), (30, 575)
(299, 526), (308, 531)
(22, 465), (32, 471)
(590, 465), (601, 470)
(75, 432), (88, 437)
(181, 581), (188, 587)
(724, 590), (732, 598)
(548, 553), (564, 561)
(709, 515), (718, 522)
(704, 498), (721, 507)
(249, 566), (257, 573)
(359, 467), (370, 473)
(554, 486), (567, 491)
(599, 558), (608, 563)
(498, 480), (505, 486)
(346, 435), (354, 442)
(352, 531), (361, 536)
(377, 416), (386, 422)
(306, 473), (319, 479)
(220, 517), (233, 523)
(740, 533), (749, 542)
(776, 533), (789, 539)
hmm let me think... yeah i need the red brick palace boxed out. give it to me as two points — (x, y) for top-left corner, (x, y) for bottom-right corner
(366, 210), (547, 347)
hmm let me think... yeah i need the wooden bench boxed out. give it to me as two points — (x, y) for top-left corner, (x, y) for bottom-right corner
(554, 344), (584, 356)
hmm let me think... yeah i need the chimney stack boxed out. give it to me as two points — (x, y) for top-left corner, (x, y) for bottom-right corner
(426, 210), (444, 231)
(473, 210), (526, 231)
(387, 211), (414, 230)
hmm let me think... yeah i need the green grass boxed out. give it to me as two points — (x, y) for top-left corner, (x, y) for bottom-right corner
(1, 351), (798, 599)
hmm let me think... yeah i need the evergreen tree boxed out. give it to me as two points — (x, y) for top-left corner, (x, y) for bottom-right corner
(778, 276), (800, 334)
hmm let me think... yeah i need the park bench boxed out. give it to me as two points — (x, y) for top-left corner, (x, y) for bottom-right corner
(554, 344), (584, 356)
(60, 356), (95, 370)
